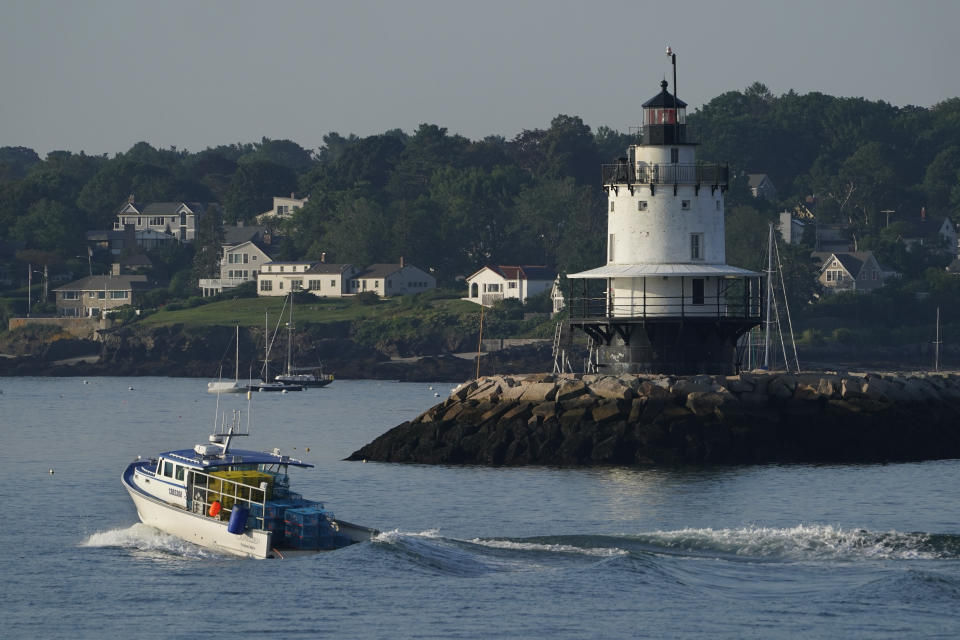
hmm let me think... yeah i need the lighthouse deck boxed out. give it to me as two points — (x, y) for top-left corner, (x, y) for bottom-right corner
(601, 162), (729, 188)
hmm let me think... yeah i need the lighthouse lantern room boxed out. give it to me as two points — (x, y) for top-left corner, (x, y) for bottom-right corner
(567, 52), (762, 375)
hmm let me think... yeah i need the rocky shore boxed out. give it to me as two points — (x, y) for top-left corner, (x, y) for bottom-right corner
(348, 371), (960, 465)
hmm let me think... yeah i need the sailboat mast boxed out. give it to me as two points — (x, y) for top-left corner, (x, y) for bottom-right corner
(763, 222), (774, 369)
(234, 325), (239, 382)
(287, 293), (294, 376)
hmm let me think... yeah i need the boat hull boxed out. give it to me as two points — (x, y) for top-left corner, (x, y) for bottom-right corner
(123, 464), (273, 558)
(122, 463), (378, 558)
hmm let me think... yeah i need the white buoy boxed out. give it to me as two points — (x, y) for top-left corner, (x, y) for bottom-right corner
(281, 389), (288, 394)
(434, 392), (440, 397)
(83, 380), (89, 384)
(128, 386), (134, 391)
(49, 469), (54, 474)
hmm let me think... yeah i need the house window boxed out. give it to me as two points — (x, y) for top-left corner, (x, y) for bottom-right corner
(690, 233), (703, 260)
(291, 279), (303, 291)
(62, 291), (78, 300)
(260, 280), (272, 291)
(110, 291), (127, 299)
(609, 234), (615, 262)
(279, 281), (284, 290)
(872, 271), (878, 280)
(670, 148), (679, 164)
(692, 279), (705, 305)
(638, 201), (648, 211)
(97, 291), (106, 299)
(681, 200), (691, 210)
(610, 201), (615, 212)
(330, 280), (335, 287)
(508, 282), (517, 289)
(826, 270), (844, 282)
(280, 266), (284, 273)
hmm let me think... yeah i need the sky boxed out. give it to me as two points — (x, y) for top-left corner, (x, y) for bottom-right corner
(2, 0), (959, 157)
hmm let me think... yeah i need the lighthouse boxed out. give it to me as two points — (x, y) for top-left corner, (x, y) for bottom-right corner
(567, 52), (762, 375)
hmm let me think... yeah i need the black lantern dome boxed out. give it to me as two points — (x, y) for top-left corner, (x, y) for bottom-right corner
(642, 80), (688, 145)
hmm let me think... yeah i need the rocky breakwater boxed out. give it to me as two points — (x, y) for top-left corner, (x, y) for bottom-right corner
(348, 371), (960, 465)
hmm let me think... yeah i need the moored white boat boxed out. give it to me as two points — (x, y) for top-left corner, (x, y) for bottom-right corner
(122, 411), (377, 558)
(207, 326), (247, 394)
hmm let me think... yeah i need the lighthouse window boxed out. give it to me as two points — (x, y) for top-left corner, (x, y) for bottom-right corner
(690, 233), (704, 260)
(609, 234), (615, 262)
(716, 200), (721, 211)
(638, 201), (648, 211)
(681, 200), (691, 210)
(610, 201), (615, 212)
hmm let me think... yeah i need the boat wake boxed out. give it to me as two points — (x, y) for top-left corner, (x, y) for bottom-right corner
(81, 523), (217, 558)
(367, 524), (960, 576)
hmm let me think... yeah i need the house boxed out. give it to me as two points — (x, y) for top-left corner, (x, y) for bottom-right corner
(303, 261), (360, 297)
(747, 174), (777, 200)
(257, 260), (316, 296)
(465, 265), (556, 307)
(777, 211), (806, 245)
(898, 210), (957, 256)
(113, 199), (214, 243)
(812, 251), (891, 294)
(198, 225), (276, 296)
(54, 272), (148, 317)
(255, 193), (309, 224)
(348, 260), (435, 296)
(86, 226), (178, 255)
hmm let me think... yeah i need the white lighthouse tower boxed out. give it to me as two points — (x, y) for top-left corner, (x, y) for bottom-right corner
(567, 52), (762, 374)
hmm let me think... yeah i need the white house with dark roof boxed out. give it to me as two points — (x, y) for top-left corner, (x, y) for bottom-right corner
(465, 265), (556, 307)
(255, 193), (309, 224)
(898, 211), (957, 256)
(54, 273), (148, 317)
(348, 260), (435, 296)
(257, 260), (316, 296)
(304, 262), (360, 297)
(812, 251), (892, 294)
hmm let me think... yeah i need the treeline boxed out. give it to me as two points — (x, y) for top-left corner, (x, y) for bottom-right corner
(2, 85), (959, 287)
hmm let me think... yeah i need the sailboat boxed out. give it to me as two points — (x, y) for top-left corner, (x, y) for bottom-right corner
(207, 326), (247, 394)
(247, 310), (303, 392)
(275, 293), (334, 388)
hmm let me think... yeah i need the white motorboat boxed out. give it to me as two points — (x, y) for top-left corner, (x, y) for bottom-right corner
(121, 411), (377, 558)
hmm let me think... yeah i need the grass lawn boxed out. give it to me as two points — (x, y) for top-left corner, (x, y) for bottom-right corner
(138, 294), (482, 330)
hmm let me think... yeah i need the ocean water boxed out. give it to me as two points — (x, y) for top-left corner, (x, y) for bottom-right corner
(1, 376), (959, 639)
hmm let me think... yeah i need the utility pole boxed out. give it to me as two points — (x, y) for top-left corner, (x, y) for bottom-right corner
(881, 209), (895, 228)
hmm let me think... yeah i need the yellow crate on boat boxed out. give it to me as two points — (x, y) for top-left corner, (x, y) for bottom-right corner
(207, 470), (273, 502)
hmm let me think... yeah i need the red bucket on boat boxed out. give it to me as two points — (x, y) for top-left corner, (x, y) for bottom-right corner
(208, 501), (222, 517)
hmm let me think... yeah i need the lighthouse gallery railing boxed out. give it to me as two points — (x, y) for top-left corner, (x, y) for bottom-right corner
(568, 291), (763, 321)
(601, 163), (729, 187)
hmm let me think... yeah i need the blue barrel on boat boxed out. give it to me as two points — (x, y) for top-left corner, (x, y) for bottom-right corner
(227, 506), (249, 535)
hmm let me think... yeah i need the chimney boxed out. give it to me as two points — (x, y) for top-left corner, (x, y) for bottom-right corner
(128, 194), (135, 204)
(320, 252), (326, 263)
(290, 192), (295, 198)
(111, 263), (121, 276)
(400, 256), (404, 268)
